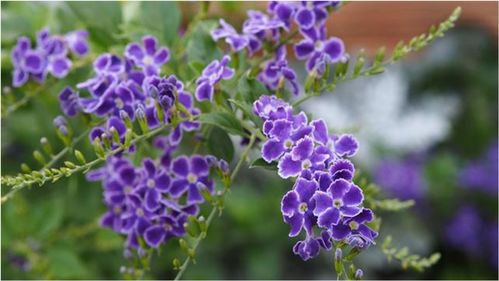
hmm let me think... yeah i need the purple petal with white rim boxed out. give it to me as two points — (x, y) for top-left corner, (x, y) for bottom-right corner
(294, 39), (315, 59)
(343, 184), (363, 206)
(329, 178), (350, 200)
(312, 191), (333, 215)
(291, 137), (314, 161)
(191, 155), (209, 176)
(324, 37), (345, 63)
(335, 134), (359, 157)
(317, 207), (340, 228)
(294, 177), (317, 202)
(278, 153), (302, 178)
(144, 226), (166, 248)
(284, 213), (304, 237)
(281, 191), (299, 216)
(262, 139), (285, 163)
(171, 156), (190, 177)
(195, 82), (214, 102)
(143, 35), (157, 56)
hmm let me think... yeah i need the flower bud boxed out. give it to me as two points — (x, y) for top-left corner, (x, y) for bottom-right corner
(355, 269), (363, 280)
(40, 137), (53, 156)
(218, 159), (229, 174)
(119, 110), (133, 129)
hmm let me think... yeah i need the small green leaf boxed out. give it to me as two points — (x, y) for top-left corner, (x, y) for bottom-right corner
(185, 20), (221, 63)
(66, 2), (123, 46)
(46, 247), (89, 278)
(198, 112), (246, 136)
(237, 76), (269, 103)
(139, 1), (181, 45)
(207, 127), (235, 162)
(249, 158), (277, 171)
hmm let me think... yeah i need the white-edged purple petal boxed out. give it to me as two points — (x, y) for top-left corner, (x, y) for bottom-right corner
(281, 191), (299, 216)
(278, 153), (302, 178)
(312, 191), (333, 215)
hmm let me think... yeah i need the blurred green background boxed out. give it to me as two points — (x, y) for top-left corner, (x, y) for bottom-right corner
(1, 1), (497, 279)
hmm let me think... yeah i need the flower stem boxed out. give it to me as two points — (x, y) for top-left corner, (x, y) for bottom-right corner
(174, 132), (257, 280)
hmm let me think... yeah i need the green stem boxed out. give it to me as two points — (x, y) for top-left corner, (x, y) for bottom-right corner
(174, 133), (257, 280)
(1, 117), (194, 204)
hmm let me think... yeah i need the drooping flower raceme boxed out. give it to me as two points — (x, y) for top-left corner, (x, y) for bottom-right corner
(88, 142), (227, 252)
(11, 27), (89, 87)
(253, 95), (377, 260)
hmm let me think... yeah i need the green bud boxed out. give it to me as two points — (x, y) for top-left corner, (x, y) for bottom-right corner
(120, 110), (133, 129)
(198, 216), (207, 233)
(40, 137), (53, 156)
(74, 150), (86, 164)
(64, 161), (76, 169)
(155, 100), (165, 123)
(92, 137), (106, 159)
(124, 128), (133, 148)
(101, 133), (112, 150)
(353, 56), (365, 77)
(179, 239), (189, 252)
(200, 187), (213, 203)
(33, 150), (46, 165)
(110, 127), (121, 145)
(172, 258), (182, 270)
(20, 163), (31, 173)
(187, 216), (201, 236)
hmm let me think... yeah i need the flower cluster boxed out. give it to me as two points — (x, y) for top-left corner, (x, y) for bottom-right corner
(11, 28), (89, 87)
(374, 155), (427, 201)
(253, 95), (377, 260)
(445, 205), (498, 267)
(459, 141), (498, 195)
(58, 35), (200, 147)
(88, 141), (228, 251)
(211, 1), (345, 96)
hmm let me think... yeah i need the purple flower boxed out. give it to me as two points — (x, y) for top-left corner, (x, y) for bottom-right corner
(459, 141), (498, 195)
(58, 87), (82, 117)
(211, 19), (249, 52)
(65, 30), (89, 57)
(294, 27), (345, 73)
(125, 35), (170, 76)
(258, 47), (299, 96)
(10, 27), (90, 87)
(277, 137), (330, 178)
(293, 2), (330, 30)
(374, 156), (427, 201)
(312, 178), (364, 228)
(281, 178), (318, 237)
(445, 206), (482, 256)
(137, 158), (172, 212)
(170, 155), (214, 204)
(293, 236), (320, 261)
(243, 10), (285, 35)
(144, 213), (187, 248)
(195, 55), (234, 102)
(331, 208), (378, 249)
(253, 95), (293, 122)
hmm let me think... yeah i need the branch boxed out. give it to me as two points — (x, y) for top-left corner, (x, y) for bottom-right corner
(173, 132), (257, 280)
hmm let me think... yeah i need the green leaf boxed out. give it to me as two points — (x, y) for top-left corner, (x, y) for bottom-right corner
(227, 99), (261, 125)
(198, 112), (246, 136)
(207, 127), (235, 162)
(249, 158), (277, 171)
(139, 2), (181, 45)
(185, 20), (222, 63)
(46, 247), (89, 278)
(1, 2), (51, 45)
(237, 76), (269, 103)
(66, 2), (122, 46)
